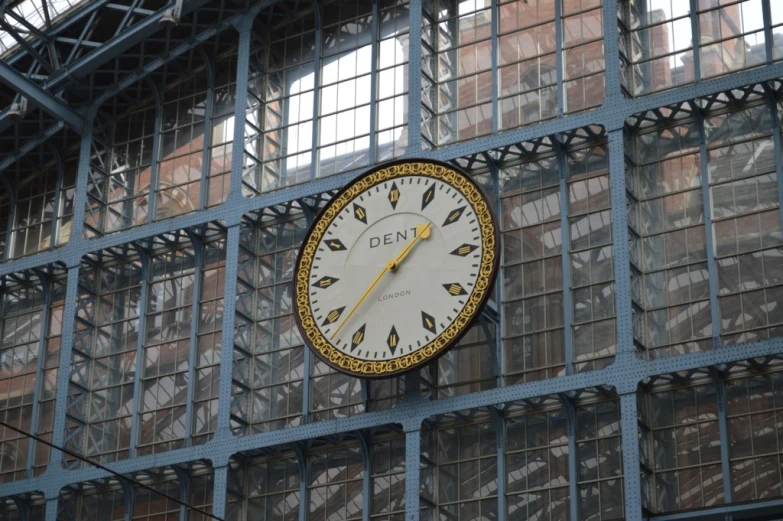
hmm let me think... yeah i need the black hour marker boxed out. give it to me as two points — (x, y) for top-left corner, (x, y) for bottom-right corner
(322, 306), (346, 326)
(422, 311), (437, 334)
(443, 206), (466, 226)
(354, 203), (367, 224)
(450, 244), (479, 257)
(422, 184), (436, 210)
(314, 276), (339, 289)
(325, 239), (347, 251)
(443, 283), (468, 296)
(387, 325), (399, 355)
(388, 182), (400, 209)
(351, 324), (366, 352)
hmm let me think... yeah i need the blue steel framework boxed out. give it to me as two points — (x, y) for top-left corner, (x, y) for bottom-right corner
(1, 0), (783, 521)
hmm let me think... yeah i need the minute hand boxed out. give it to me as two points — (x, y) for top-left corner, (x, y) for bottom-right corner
(390, 222), (432, 272)
(330, 222), (433, 340)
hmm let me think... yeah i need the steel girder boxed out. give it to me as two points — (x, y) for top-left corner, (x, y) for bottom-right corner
(0, 59), (83, 131)
(0, 0), (215, 131)
(3, 73), (783, 277)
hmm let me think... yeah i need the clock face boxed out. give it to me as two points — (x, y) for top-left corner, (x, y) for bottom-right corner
(294, 160), (499, 378)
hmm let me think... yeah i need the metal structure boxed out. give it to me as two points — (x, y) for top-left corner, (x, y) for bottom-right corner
(0, 0), (782, 520)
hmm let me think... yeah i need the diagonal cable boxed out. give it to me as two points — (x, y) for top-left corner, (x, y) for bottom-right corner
(0, 418), (224, 521)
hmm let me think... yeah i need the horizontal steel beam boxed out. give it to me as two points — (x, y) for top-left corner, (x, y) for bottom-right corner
(0, 333), (781, 499)
(5, 57), (783, 273)
(652, 497), (783, 521)
(0, 60), (83, 131)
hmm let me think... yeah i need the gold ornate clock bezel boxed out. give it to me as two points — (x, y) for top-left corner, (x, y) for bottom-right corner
(293, 158), (500, 378)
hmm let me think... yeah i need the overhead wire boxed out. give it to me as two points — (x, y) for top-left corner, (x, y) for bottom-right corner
(0, 418), (224, 521)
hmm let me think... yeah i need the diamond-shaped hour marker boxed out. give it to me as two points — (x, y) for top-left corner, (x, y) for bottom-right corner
(443, 206), (466, 226)
(422, 311), (437, 334)
(350, 324), (366, 352)
(322, 306), (346, 326)
(388, 182), (400, 209)
(314, 276), (339, 289)
(353, 203), (367, 224)
(450, 244), (479, 257)
(387, 326), (399, 355)
(443, 283), (468, 296)
(422, 183), (435, 210)
(325, 239), (347, 251)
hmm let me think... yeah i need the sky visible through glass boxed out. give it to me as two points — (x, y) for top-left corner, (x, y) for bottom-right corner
(0, 0), (90, 56)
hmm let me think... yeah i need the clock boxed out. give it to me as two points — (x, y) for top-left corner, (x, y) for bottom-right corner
(293, 159), (500, 378)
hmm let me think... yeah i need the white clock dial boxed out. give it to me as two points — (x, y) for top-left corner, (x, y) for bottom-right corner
(294, 161), (498, 378)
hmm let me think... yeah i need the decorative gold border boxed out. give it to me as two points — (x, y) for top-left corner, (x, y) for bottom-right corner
(294, 161), (498, 377)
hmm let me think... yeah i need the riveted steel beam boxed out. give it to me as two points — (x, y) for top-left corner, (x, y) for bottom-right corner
(0, 60), (83, 132)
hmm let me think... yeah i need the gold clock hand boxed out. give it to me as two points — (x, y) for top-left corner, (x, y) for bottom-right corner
(389, 222), (432, 272)
(329, 222), (433, 340)
(330, 259), (395, 340)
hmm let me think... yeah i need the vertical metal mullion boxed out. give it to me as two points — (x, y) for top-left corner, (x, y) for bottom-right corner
(488, 159), (503, 386)
(607, 129), (634, 355)
(406, 0), (423, 155)
(1, 176), (15, 261)
(619, 391), (643, 520)
(689, 0), (702, 82)
(309, 0), (322, 182)
(369, 0), (379, 165)
(296, 445), (309, 521)
(404, 422), (422, 521)
(602, 0), (622, 101)
(492, 408), (506, 521)
(762, 0), (774, 65)
(129, 251), (150, 458)
(44, 496), (57, 521)
(183, 235), (203, 444)
(25, 277), (51, 476)
(48, 264), (80, 465)
(120, 479), (133, 521)
(199, 50), (215, 210)
(555, 0), (564, 116)
(359, 432), (372, 521)
(121, 481), (133, 521)
(711, 369), (734, 503)
(147, 81), (162, 224)
(48, 145), (63, 248)
(210, 464), (230, 521)
(562, 396), (579, 521)
(47, 107), (95, 466)
(65, 104), (96, 249)
(695, 109), (722, 348)
(556, 142), (574, 373)
(216, 223), (241, 434)
(302, 206), (317, 422)
(491, 0), (499, 132)
(176, 469), (189, 521)
(229, 22), (253, 199)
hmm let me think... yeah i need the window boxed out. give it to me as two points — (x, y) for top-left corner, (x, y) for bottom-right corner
(568, 142), (615, 371)
(156, 74), (210, 219)
(233, 213), (308, 433)
(501, 154), (566, 382)
(708, 105), (783, 345)
(630, 119), (712, 358)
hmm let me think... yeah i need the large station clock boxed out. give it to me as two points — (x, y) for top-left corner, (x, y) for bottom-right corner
(293, 159), (500, 378)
